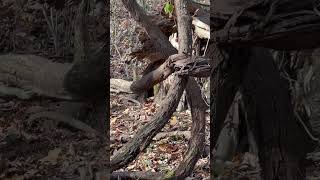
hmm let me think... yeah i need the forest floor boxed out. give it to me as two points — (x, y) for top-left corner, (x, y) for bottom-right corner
(110, 94), (210, 179)
(0, 99), (108, 179)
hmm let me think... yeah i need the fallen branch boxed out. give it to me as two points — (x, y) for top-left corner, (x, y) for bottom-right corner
(0, 85), (34, 99)
(186, 0), (209, 16)
(27, 111), (101, 136)
(110, 74), (188, 171)
(112, 0), (209, 176)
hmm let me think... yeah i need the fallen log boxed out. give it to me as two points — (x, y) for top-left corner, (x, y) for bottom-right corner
(110, 79), (132, 94)
(110, 74), (188, 171)
(0, 54), (72, 100)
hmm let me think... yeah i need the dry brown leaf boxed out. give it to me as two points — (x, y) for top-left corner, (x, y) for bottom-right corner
(39, 148), (62, 165)
(170, 116), (178, 126)
(158, 143), (178, 153)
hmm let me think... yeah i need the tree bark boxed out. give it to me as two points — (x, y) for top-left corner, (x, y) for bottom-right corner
(110, 75), (188, 171)
(130, 54), (210, 93)
(121, 0), (177, 59)
(173, 78), (207, 178)
(241, 48), (312, 180)
(170, 0), (207, 178)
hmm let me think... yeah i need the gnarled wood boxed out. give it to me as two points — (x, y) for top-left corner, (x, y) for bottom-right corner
(110, 75), (188, 171)
(121, 0), (177, 59)
(167, 0), (207, 178)
(130, 54), (211, 93)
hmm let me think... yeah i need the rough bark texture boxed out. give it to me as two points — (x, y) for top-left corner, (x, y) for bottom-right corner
(174, 78), (207, 178)
(211, 0), (320, 50)
(210, 45), (249, 160)
(121, 0), (177, 59)
(169, 0), (207, 178)
(130, 54), (211, 93)
(130, 54), (186, 93)
(241, 48), (312, 180)
(210, 47), (250, 178)
(110, 75), (188, 171)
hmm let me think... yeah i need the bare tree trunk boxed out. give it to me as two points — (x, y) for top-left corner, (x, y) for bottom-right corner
(241, 48), (312, 180)
(170, 0), (207, 178)
(210, 45), (249, 176)
(63, 0), (108, 133)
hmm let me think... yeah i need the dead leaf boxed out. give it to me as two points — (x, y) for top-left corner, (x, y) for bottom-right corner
(158, 143), (178, 153)
(110, 117), (118, 124)
(68, 144), (75, 156)
(170, 116), (178, 126)
(123, 108), (130, 114)
(39, 148), (62, 165)
(127, 164), (136, 170)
